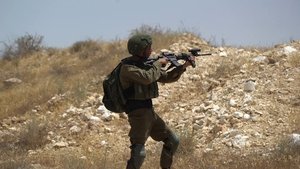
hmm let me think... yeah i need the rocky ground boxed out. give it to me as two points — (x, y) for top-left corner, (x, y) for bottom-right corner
(1, 34), (300, 168)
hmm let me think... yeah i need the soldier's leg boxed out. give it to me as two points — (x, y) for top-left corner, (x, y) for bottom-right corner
(126, 108), (155, 169)
(160, 131), (179, 169)
(149, 111), (179, 169)
(126, 144), (146, 169)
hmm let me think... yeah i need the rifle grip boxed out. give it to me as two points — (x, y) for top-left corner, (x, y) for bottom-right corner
(191, 61), (196, 68)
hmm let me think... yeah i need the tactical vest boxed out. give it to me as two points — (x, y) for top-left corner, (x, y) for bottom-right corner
(122, 59), (159, 100)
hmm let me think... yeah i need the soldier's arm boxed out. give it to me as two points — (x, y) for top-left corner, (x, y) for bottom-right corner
(158, 65), (186, 83)
(121, 60), (163, 85)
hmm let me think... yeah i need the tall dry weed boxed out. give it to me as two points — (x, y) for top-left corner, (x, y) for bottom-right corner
(18, 117), (48, 149)
(288, 52), (300, 67)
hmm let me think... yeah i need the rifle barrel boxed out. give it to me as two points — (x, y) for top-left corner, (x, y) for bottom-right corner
(198, 53), (212, 56)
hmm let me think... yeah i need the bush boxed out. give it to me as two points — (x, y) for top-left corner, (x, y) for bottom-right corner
(129, 24), (181, 52)
(18, 117), (48, 149)
(69, 39), (102, 59)
(1, 33), (43, 59)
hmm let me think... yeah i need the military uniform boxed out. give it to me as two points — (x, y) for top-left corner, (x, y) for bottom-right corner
(120, 55), (186, 169)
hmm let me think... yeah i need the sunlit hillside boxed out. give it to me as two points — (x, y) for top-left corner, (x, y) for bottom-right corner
(0, 26), (299, 169)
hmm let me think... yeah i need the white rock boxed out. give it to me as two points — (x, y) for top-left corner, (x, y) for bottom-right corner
(104, 127), (112, 133)
(97, 105), (111, 114)
(101, 112), (112, 121)
(70, 125), (81, 134)
(237, 49), (245, 53)
(225, 141), (233, 147)
(88, 115), (101, 123)
(203, 148), (213, 153)
(229, 99), (237, 107)
(287, 78), (294, 82)
(219, 51), (228, 57)
(232, 134), (249, 148)
(253, 56), (267, 63)
(80, 156), (87, 160)
(111, 113), (120, 120)
(3, 78), (22, 86)
(243, 93), (253, 104)
(253, 132), (263, 138)
(243, 113), (251, 120)
(219, 47), (225, 52)
(100, 140), (108, 146)
(48, 131), (54, 136)
(290, 133), (300, 146)
(54, 141), (68, 148)
(97, 105), (113, 121)
(9, 127), (17, 131)
(234, 111), (244, 119)
(160, 49), (171, 53)
(283, 46), (297, 55)
(66, 105), (78, 114)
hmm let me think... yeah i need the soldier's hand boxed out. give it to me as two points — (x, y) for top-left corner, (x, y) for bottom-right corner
(158, 57), (169, 65)
(183, 56), (195, 68)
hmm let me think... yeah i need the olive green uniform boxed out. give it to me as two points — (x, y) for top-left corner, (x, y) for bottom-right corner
(120, 55), (186, 169)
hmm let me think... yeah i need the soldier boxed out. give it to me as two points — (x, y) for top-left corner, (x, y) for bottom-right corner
(120, 34), (194, 169)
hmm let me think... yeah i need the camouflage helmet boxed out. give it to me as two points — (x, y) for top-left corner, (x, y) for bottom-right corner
(127, 34), (152, 55)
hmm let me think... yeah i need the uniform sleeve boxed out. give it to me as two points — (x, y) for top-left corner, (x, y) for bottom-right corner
(120, 60), (163, 85)
(158, 65), (186, 83)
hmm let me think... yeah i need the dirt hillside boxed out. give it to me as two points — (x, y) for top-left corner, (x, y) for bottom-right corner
(1, 33), (299, 168)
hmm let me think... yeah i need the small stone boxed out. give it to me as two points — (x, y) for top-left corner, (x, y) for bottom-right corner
(277, 118), (284, 123)
(229, 99), (237, 107)
(3, 78), (22, 86)
(195, 119), (205, 126)
(193, 115), (205, 121)
(243, 93), (253, 104)
(80, 156), (87, 160)
(70, 125), (81, 134)
(210, 125), (223, 134)
(232, 134), (249, 148)
(54, 141), (68, 148)
(253, 56), (267, 63)
(104, 127), (112, 133)
(243, 114), (251, 120)
(234, 111), (244, 119)
(193, 124), (202, 131)
(100, 140), (108, 146)
(119, 112), (127, 119)
(219, 51), (228, 57)
(244, 80), (256, 92)
(290, 133), (300, 146)
(89, 116), (101, 122)
(192, 106), (203, 113)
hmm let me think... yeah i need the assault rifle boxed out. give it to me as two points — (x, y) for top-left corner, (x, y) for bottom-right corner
(146, 48), (211, 69)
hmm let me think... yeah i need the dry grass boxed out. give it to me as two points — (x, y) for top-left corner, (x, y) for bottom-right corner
(1, 122), (299, 169)
(209, 56), (247, 80)
(0, 26), (183, 120)
(18, 117), (48, 149)
(288, 52), (300, 67)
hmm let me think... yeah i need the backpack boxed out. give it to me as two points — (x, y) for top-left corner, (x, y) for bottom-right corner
(102, 62), (127, 113)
